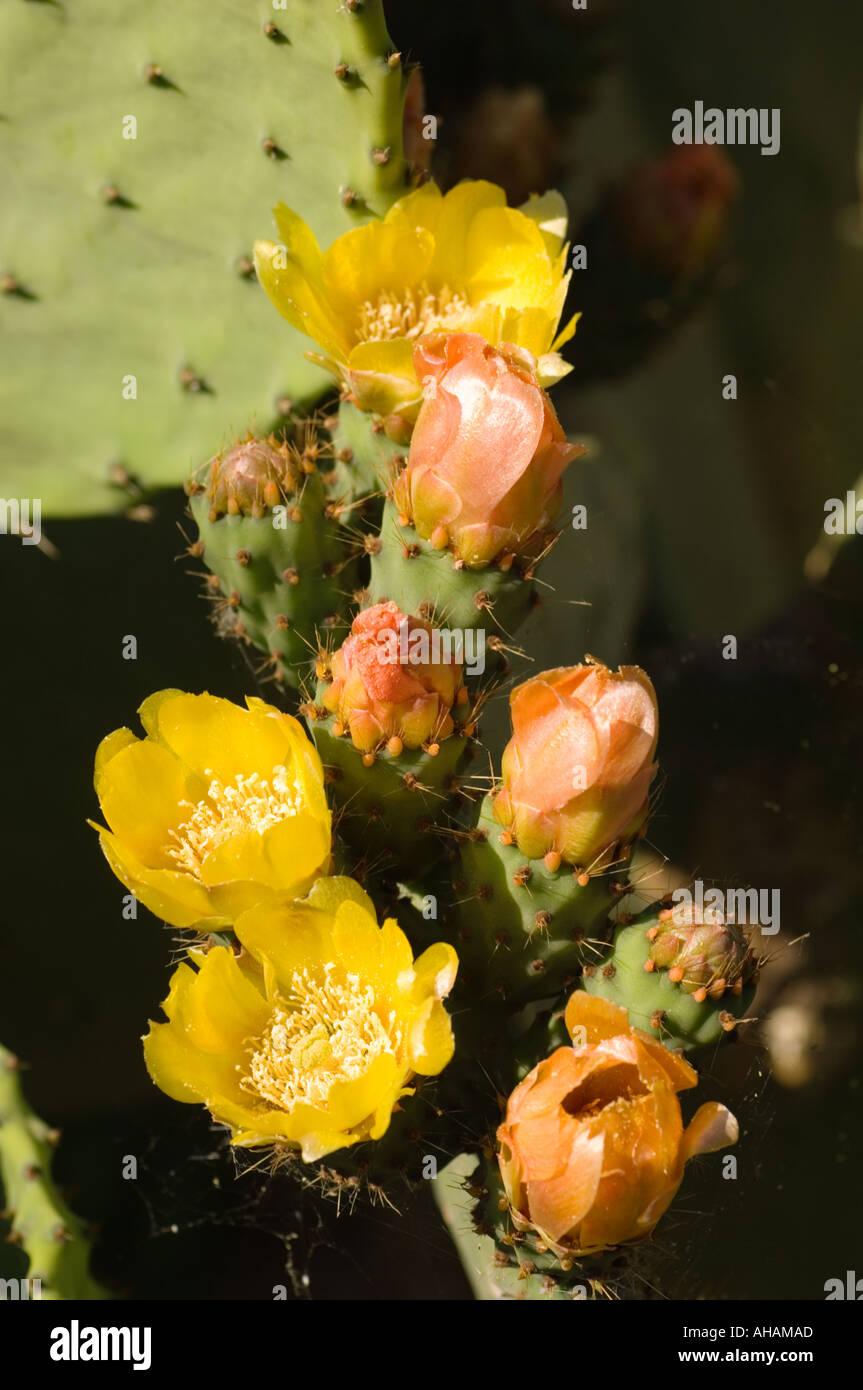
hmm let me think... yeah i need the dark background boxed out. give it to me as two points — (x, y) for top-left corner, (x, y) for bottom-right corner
(1, 0), (861, 1298)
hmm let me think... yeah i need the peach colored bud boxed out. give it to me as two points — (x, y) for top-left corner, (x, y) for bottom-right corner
(492, 660), (658, 866)
(393, 333), (584, 569)
(321, 601), (464, 753)
(497, 993), (737, 1257)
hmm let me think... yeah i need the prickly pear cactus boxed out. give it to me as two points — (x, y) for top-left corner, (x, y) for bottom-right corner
(0, 1048), (106, 1301)
(0, 0), (410, 516)
(74, 0), (757, 1306)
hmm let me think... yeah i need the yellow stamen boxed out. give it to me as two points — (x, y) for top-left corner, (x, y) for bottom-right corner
(167, 764), (298, 877)
(356, 281), (469, 344)
(243, 965), (402, 1112)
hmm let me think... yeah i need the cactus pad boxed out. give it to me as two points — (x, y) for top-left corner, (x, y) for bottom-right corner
(0, 0), (409, 516)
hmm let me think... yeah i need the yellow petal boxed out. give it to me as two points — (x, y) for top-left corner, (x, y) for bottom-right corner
(151, 692), (301, 785)
(500, 305), (556, 358)
(93, 727), (138, 789)
(305, 875), (376, 918)
(143, 963), (247, 1106)
(271, 202), (325, 281)
(97, 739), (195, 866)
(324, 1052), (401, 1132)
(330, 899), (384, 979)
(551, 309), (580, 352)
(518, 190), (570, 257)
(431, 179), (507, 285)
(346, 337), (424, 416)
(137, 688), (185, 741)
(97, 829), (218, 928)
(384, 180), (445, 235)
(182, 946), (269, 1054)
(407, 998), (455, 1075)
(233, 902), (329, 983)
(197, 810), (329, 894)
(411, 942), (459, 1002)
(380, 917), (416, 983)
(464, 207), (554, 309)
(321, 222), (435, 319)
(253, 237), (350, 364)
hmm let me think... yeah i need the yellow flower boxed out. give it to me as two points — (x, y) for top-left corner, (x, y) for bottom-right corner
(254, 181), (579, 422)
(143, 877), (458, 1161)
(91, 691), (331, 930)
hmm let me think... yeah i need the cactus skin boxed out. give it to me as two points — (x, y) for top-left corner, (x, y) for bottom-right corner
(188, 439), (357, 691)
(452, 794), (615, 1003)
(307, 708), (468, 877)
(0, 1048), (106, 1301)
(0, 0), (410, 516)
(324, 401), (407, 520)
(369, 500), (540, 641)
(583, 905), (757, 1051)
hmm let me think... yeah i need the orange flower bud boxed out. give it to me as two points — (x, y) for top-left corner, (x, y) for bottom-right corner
(497, 993), (737, 1256)
(492, 660), (658, 866)
(393, 333), (584, 569)
(321, 601), (464, 752)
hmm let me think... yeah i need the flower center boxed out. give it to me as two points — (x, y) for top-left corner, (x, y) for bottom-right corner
(242, 965), (403, 1112)
(166, 764), (298, 878)
(356, 281), (469, 344)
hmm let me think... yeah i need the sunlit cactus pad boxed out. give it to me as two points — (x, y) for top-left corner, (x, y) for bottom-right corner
(0, 0), (408, 516)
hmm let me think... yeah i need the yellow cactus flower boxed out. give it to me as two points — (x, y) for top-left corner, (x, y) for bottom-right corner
(143, 877), (458, 1161)
(91, 691), (331, 930)
(254, 181), (579, 423)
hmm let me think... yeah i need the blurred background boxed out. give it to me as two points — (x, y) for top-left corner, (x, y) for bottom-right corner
(1, 0), (861, 1298)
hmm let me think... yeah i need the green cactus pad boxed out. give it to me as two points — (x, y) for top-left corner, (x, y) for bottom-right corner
(325, 402), (407, 518)
(583, 911), (756, 1052)
(0, 1047), (107, 1301)
(453, 794), (615, 1002)
(189, 468), (356, 691)
(0, 0), (409, 516)
(309, 710), (469, 876)
(433, 1153), (651, 1301)
(369, 500), (537, 642)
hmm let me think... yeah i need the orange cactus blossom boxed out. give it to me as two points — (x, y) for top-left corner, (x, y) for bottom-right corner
(392, 332), (585, 569)
(321, 601), (466, 754)
(496, 993), (738, 1257)
(492, 660), (659, 867)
